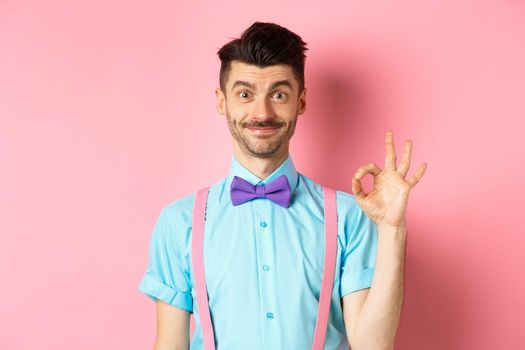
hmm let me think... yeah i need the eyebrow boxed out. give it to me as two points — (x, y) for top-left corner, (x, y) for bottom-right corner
(230, 79), (294, 91)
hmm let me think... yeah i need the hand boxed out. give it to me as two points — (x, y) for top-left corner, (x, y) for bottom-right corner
(351, 131), (427, 228)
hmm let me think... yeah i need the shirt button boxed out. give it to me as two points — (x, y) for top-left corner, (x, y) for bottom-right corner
(266, 312), (274, 319)
(260, 220), (267, 228)
(263, 264), (271, 271)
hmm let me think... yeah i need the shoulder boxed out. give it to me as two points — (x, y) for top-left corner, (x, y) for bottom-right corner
(297, 172), (361, 213)
(158, 176), (227, 226)
(160, 191), (196, 223)
(298, 173), (369, 229)
(150, 191), (200, 254)
(335, 189), (360, 214)
(335, 189), (371, 227)
(334, 190), (377, 252)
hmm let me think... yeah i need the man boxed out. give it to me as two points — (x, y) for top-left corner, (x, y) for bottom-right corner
(138, 21), (427, 350)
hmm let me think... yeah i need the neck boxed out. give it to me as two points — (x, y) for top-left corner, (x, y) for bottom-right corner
(233, 144), (289, 181)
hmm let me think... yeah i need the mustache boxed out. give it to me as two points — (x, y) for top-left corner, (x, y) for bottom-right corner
(243, 120), (285, 128)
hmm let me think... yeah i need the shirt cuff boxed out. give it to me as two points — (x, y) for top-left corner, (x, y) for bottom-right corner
(340, 266), (376, 297)
(138, 271), (193, 313)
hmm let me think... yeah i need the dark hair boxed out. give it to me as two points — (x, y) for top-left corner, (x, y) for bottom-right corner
(217, 21), (308, 95)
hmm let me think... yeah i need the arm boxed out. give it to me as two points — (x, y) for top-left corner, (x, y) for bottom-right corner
(345, 131), (426, 349)
(342, 222), (406, 350)
(138, 206), (195, 350)
(154, 300), (191, 350)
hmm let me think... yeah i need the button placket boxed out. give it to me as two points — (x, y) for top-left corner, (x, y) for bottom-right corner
(254, 200), (277, 330)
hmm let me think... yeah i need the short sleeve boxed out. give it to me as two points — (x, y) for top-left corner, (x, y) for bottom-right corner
(339, 200), (378, 297)
(138, 206), (193, 313)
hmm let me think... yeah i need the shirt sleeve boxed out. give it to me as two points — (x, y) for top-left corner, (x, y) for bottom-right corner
(339, 199), (378, 297)
(138, 206), (193, 313)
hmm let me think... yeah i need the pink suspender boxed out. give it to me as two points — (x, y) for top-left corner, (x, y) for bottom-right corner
(312, 186), (338, 350)
(191, 186), (215, 349)
(191, 186), (338, 350)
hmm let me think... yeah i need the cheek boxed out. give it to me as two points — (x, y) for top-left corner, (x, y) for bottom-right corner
(275, 103), (298, 117)
(227, 104), (250, 120)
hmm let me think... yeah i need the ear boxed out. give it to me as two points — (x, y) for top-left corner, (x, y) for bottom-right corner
(298, 87), (307, 115)
(215, 88), (226, 116)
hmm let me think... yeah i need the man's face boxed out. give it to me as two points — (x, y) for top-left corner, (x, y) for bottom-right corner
(215, 60), (307, 158)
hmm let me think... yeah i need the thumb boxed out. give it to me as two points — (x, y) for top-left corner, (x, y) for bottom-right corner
(352, 176), (366, 201)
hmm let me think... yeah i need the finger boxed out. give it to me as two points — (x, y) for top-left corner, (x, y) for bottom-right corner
(385, 130), (397, 170)
(352, 163), (382, 200)
(354, 162), (382, 180)
(407, 162), (428, 188)
(397, 139), (412, 177)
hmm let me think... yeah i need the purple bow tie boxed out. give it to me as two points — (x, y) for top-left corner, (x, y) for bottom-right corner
(230, 174), (292, 208)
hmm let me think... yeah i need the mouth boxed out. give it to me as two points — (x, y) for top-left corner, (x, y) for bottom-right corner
(245, 126), (281, 136)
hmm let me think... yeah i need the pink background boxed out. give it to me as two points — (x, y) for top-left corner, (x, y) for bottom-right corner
(1, 1), (524, 349)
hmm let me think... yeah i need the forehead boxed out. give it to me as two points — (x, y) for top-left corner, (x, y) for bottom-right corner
(227, 61), (298, 90)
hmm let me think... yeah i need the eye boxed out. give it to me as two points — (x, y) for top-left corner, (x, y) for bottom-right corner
(238, 91), (250, 99)
(273, 91), (288, 101)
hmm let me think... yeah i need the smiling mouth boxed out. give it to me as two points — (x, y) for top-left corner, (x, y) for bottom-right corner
(246, 126), (280, 135)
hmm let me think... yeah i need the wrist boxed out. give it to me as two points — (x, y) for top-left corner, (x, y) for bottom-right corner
(377, 220), (406, 233)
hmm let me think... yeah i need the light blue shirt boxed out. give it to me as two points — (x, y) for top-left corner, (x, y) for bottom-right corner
(138, 153), (378, 350)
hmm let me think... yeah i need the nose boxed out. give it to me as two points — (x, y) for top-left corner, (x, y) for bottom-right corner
(250, 96), (274, 120)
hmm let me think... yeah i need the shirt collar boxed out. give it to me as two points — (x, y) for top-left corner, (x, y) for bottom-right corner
(227, 153), (299, 194)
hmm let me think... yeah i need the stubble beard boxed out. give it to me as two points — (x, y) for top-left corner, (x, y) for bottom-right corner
(226, 109), (298, 158)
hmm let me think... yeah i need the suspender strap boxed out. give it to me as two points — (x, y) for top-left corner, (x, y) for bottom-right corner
(191, 186), (338, 350)
(191, 187), (215, 350)
(311, 186), (338, 350)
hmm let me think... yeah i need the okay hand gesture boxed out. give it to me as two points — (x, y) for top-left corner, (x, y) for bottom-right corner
(351, 131), (427, 229)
